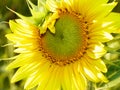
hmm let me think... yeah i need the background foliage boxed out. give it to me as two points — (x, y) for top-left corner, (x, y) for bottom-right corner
(0, 0), (120, 90)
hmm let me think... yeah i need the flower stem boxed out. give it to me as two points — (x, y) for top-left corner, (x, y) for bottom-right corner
(87, 81), (95, 90)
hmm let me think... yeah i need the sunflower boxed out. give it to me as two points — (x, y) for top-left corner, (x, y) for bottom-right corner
(6, 0), (120, 90)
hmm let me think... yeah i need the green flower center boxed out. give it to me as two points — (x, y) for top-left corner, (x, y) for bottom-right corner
(41, 13), (88, 65)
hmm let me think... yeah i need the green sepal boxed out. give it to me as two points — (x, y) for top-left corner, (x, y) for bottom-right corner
(6, 7), (37, 25)
(26, 0), (48, 25)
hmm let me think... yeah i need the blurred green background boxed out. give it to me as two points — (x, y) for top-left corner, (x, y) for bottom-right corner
(0, 0), (120, 90)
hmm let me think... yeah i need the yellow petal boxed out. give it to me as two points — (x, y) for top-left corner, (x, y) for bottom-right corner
(80, 60), (100, 82)
(81, 59), (108, 82)
(44, 65), (61, 90)
(11, 62), (41, 83)
(24, 61), (50, 89)
(62, 65), (72, 90)
(89, 31), (113, 42)
(46, 0), (58, 12)
(47, 20), (56, 33)
(102, 12), (120, 33)
(73, 62), (87, 90)
(87, 43), (106, 59)
(85, 57), (107, 73)
(36, 64), (55, 90)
